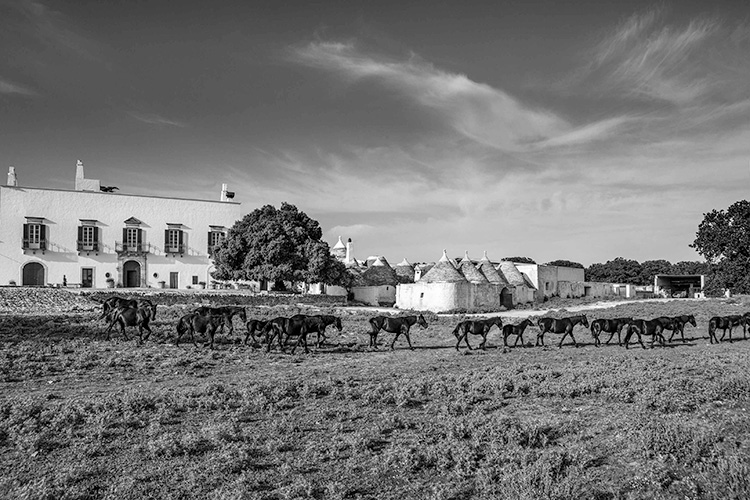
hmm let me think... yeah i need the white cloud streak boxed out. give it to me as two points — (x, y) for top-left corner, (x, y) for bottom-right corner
(127, 112), (187, 128)
(291, 42), (628, 151)
(0, 78), (36, 96)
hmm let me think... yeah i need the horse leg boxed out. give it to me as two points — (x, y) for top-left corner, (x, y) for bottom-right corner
(536, 331), (544, 347)
(557, 331), (569, 349)
(569, 331), (578, 348)
(317, 326), (327, 349)
(370, 330), (379, 349)
(404, 326), (414, 351)
(464, 331), (473, 351)
(119, 320), (130, 341)
(605, 330), (617, 345)
(480, 330), (488, 350)
(390, 329), (402, 350)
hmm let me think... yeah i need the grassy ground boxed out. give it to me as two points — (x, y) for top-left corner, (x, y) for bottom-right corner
(2, 298), (750, 499)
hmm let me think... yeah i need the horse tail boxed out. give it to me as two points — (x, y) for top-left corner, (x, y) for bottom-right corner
(451, 322), (462, 337)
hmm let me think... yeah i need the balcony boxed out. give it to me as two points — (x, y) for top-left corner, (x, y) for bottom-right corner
(115, 241), (150, 255)
(77, 241), (100, 252)
(22, 239), (47, 251)
(164, 244), (186, 256)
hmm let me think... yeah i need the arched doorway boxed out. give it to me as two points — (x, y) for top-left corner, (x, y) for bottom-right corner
(123, 260), (141, 287)
(22, 262), (45, 286)
(500, 287), (514, 310)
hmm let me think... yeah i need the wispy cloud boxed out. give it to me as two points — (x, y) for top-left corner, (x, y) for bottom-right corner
(0, 77), (36, 96)
(575, 8), (747, 105)
(291, 41), (628, 151)
(127, 111), (187, 128)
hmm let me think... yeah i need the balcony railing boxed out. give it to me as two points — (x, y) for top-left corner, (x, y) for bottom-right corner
(77, 241), (100, 252)
(22, 239), (47, 250)
(115, 241), (150, 254)
(164, 244), (186, 255)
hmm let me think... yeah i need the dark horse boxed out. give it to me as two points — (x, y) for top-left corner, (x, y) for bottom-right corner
(708, 315), (747, 344)
(501, 318), (534, 347)
(536, 315), (589, 348)
(451, 317), (503, 350)
(99, 296), (157, 322)
(194, 306), (247, 336)
(244, 319), (268, 345)
(589, 317), (633, 346)
(655, 315), (697, 342)
(262, 314), (344, 354)
(623, 319), (666, 349)
(103, 304), (157, 343)
(368, 314), (428, 350)
(175, 313), (225, 348)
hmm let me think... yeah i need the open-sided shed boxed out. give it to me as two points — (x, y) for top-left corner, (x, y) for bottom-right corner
(654, 275), (704, 298)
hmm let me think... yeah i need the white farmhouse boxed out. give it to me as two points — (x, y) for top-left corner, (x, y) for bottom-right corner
(0, 162), (241, 289)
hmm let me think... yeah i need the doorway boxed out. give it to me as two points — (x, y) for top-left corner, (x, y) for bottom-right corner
(22, 262), (45, 286)
(123, 260), (141, 287)
(169, 272), (179, 289)
(81, 268), (94, 288)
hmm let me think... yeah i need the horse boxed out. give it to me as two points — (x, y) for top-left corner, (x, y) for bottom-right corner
(501, 318), (534, 347)
(100, 296), (156, 322)
(708, 315), (747, 344)
(536, 315), (589, 348)
(623, 319), (666, 349)
(654, 315), (696, 342)
(245, 319), (268, 345)
(368, 314), (428, 350)
(194, 306), (247, 336)
(450, 317), (503, 350)
(303, 315), (343, 348)
(589, 317), (632, 346)
(103, 305), (154, 343)
(175, 313), (225, 349)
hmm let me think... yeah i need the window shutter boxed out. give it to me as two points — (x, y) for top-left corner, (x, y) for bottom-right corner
(23, 224), (29, 249)
(40, 225), (47, 250)
(178, 230), (184, 245)
(137, 228), (143, 244)
(164, 229), (169, 250)
(207, 231), (212, 254)
(77, 226), (83, 251)
(93, 227), (100, 251)
(122, 227), (128, 245)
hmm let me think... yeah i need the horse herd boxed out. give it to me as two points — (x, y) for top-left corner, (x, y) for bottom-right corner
(96, 296), (750, 353)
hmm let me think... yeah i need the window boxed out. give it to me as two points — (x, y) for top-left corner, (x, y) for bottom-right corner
(207, 228), (226, 256)
(192, 275), (199, 285)
(164, 228), (185, 254)
(77, 225), (99, 251)
(23, 221), (47, 250)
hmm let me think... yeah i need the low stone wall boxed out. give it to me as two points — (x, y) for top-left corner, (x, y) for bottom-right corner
(0, 286), (346, 314)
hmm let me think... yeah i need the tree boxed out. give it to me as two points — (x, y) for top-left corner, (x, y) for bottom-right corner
(692, 200), (750, 294)
(670, 261), (709, 276)
(545, 260), (584, 269)
(502, 256), (536, 264)
(211, 203), (350, 289)
(585, 257), (641, 283)
(638, 260), (673, 286)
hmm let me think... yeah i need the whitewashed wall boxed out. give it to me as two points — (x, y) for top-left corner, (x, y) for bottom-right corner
(0, 186), (241, 288)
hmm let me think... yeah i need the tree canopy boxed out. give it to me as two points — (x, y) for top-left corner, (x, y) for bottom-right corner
(211, 203), (351, 288)
(691, 200), (750, 294)
(585, 257), (708, 286)
(545, 260), (584, 269)
(502, 256), (536, 264)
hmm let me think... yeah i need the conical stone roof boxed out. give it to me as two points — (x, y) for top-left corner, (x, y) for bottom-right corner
(478, 251), (508, 285)
(420, 250), (467, 283)
(458, 251), (489, 284)
(331, 236), (346, 259)
(361, 256), (399, 286)
(395, 258), (415, 284)
(498, 260), (528, 287)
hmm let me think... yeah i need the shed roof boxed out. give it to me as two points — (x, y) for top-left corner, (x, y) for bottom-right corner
(478, 251), (508, 285)
(420, 250), (467, 283)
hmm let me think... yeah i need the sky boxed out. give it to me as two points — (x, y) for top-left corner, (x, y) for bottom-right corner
(1, 0), (749, 266)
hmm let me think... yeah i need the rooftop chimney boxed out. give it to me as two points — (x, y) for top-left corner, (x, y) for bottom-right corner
(74, 160), (100, 191)
(7, 166), (17, 187)
(345, 238), (353, 264)
(220, 183), (236, 202)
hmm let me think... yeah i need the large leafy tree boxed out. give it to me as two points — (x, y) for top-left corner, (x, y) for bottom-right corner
(638, 259), (673, 286)
(502, 256), (536, 264)
(545, 260), (584, 269)
(585, 257), (642, 284)
(692, 200), (750, 294)
(211, 203), (351, 289)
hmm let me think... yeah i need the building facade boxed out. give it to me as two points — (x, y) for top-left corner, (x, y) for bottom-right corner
(1, 163), (241, 289)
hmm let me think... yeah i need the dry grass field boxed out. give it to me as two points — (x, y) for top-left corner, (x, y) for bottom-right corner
(2, 295), (750, 499)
